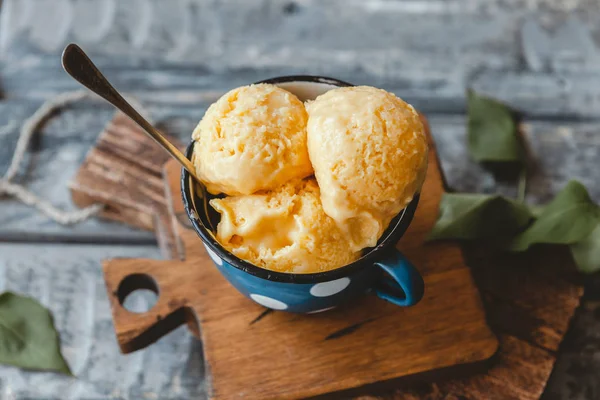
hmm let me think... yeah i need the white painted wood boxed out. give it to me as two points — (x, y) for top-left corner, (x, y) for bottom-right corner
(1, 97), (598, 240)
(0, 1), (599, 397)
(2, 0), (600, 116)
(0, 101), (157, 242)
(428, 115), (600, 203)
(0, 243), (205, 399)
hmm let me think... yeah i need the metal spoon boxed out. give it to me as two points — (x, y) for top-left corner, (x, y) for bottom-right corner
(61, 43), (201, 182)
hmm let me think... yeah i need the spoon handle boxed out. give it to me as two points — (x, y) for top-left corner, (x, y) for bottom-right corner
(61, 43), (199, 180)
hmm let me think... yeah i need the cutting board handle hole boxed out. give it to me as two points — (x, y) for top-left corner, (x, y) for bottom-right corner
(117, 273), (160, 314)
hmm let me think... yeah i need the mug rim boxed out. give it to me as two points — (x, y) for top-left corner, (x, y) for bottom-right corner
(180, 75), (420, 284)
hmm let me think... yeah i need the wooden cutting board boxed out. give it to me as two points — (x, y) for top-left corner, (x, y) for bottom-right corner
(70, 113), (181, 259)
(75, 112), (583, 400)
(99, 114), (500, 399)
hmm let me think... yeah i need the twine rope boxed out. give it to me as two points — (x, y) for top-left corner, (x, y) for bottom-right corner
(0, 90), (150, 225)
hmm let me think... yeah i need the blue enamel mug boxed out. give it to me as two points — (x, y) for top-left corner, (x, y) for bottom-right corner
(181, 75), (425, 314)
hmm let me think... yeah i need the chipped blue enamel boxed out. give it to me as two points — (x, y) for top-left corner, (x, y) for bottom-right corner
(182, 76), (425, 314)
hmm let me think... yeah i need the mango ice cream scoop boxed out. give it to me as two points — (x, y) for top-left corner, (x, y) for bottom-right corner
(192, 84), (313, 196)
(210, 178), (361, 273)
(194, 83), (427, 273)
(306, 86), (428, 252)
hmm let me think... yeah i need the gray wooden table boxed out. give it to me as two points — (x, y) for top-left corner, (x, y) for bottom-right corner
(1, 1), (599, 399)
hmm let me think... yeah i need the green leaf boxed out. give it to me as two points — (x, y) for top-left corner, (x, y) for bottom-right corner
(0, 292), (72, 375)
(428, 193), (533, 241)
(510, 181), (600, 251)
(570, 224), (600, 273)
(467, 89), (522, 164)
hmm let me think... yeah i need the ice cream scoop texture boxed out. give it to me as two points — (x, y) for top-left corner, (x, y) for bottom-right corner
(192, 84), (313, 196)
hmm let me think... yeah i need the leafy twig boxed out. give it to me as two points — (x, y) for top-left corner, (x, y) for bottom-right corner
(428, 90), (600, 273)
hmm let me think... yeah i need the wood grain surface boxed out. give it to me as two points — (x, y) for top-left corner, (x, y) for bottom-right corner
(70, 112), (181, 258)
(0, 243), (210, 400)
(91, 113), (584, 399)
(100, 117), (499, 399)
(2, 104), (599, 243)
(4, 0), (600, 119)
(388, 247), (583, 400)
(1, 1), (597, 398)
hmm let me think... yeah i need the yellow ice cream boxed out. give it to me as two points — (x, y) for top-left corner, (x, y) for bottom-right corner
(306, 86), (428, 251)
(192, 84), (313, 196)
(210, 179), (361, 273)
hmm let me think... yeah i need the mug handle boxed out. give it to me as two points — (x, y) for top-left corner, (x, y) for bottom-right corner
(373, 248), (424, 307)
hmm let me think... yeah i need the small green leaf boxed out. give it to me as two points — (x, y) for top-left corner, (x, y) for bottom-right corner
(467, 89), (522, 164)
(0, 292), (72, 375)
(570, 224), (600, 273)
(528, 204), (545, 217)
(428, 193), (533, 241)
(510, 181), (600, 251)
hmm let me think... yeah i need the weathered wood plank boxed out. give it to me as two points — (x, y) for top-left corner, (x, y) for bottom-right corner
(71, 112), (183, 258)
(102, 144), (499, 399)
(91, 119), (582, 399)
(390, 334), (557, 400)
(0, 1), (597, 398)
(0, 101), (195, 242)
(0, 243), (205, 400)
(0, 244), (583, 400)
(3, 1), (600, 117)
(428, 115), (600, 203)
(2, 99), (599, 241)
(543, 296), (600, 400)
